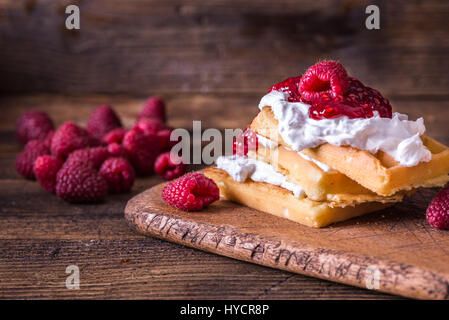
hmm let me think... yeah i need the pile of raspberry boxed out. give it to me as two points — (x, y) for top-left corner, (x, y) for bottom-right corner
(269, 60), (393, 120)
(15, 97), (187, 203)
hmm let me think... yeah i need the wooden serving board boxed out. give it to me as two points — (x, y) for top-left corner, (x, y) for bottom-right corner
(124, 182), (449, 300)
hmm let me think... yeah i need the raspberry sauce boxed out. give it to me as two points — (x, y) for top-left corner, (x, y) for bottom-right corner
(268, 76), (302, 102)
(269, 74), (392, 120)
(308, 78), (392, 120)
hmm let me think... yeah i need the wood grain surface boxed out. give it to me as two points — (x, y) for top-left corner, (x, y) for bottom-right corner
(1, 0), (449, 96)
(0, 94), (448, 299)
(125, 182), (449, 300)
(0, 93), (422, 300)
(1, 0), (449, 300)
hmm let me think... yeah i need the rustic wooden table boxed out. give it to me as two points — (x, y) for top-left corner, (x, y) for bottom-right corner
(1, 93), (447, 299)
(0, 0), (448, 299)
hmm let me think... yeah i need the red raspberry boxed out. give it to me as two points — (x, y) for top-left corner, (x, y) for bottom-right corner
(346, 78), (392, 118)
(138, 97), (166, 123)
(154, 152), (187, 180)
(34, 155), (63, 193)
(86, 105), (122, 140)
(87, 135), (104, 148)
(107, 142), (127, 158)
(136, 117), (166, 135)
(233, 129), (258, 156)
(299, 60), (349, 102)
(269, 75), (302, 102)
(309, 99), (367, 119)
(65, 146), (110, 169)
(15, 140), (50, 179)
(157, 129), (171, 151)
(309, 78), (392, 120)
(99, 157), (135, 193)
(51, 122), (92, 159)
(103, 128), (127, 144)
(426, 185), (449, 230)
(157, 128), (181, 151)
(123, 126), (160, 175)
(56, 162), (108, 203)
(161, 172), (219, 211)
(43, 130), (54, 149)
(15, 110), (54, 145)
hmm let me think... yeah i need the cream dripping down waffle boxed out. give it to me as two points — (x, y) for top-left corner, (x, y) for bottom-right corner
(204, 61), (449, 228)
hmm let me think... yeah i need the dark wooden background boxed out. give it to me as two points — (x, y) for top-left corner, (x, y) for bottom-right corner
(0, 0), (448, 299)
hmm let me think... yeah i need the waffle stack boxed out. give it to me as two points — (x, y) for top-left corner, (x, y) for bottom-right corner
(204, 107), (449, 228)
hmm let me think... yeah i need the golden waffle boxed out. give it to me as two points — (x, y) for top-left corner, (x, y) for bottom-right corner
(250, 107), (449, 196)
(247, 145), (410, 205)
(204, 167), (393, 228)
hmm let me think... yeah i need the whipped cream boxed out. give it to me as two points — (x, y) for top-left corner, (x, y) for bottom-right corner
(256, 134), (332, 172)
(259, 90), (432, 167)
(256, 134), (278, 149)
(216, 155), (305, 198)
(297, 151), (332, 172)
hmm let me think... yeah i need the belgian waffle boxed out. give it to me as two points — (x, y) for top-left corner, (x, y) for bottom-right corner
(204, 167), (393, 228)
(250, 107), (449, 196)
(247, 145), (410, 206)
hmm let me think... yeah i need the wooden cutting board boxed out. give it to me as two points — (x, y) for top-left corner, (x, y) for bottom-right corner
(124, 181), (449, 300)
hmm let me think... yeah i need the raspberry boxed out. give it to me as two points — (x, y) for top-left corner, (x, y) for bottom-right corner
(157, 128), (180, 151)
(138, 97), (166, 123)
(309, 78), (392, 120)
(157, 129), (171, 151)
(123, 126), (160, 175)
(426, 185), (449, 230)
(43, 130), (54, 149)
(107, 142), (127, 158)
(86, 105), (122, 140)
(65, 146), (110, 169)
(136, 117), (166, 135)
(103, 128), (127, 144)
(309, 99), (366, 119)
(87, 135), (104, 148)
(56, 162), (108, 203)
(233, 129), (258, 156)
(99, 157), (135, 193)
(51, 122), (92, 159)
(15, 110), (54, 145)
(161, 172), (219, 211)
(299, 60), (349, 102)
(154, 152), (187, 180)
(34, 155), (63, 193)
(346, 78), (392, 118)
(269, 75), (302, 102)
(15, 140), (50, 179)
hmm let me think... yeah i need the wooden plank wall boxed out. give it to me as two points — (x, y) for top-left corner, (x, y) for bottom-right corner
(0, 0), (448, 300)
(0, 0), (448, 97)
